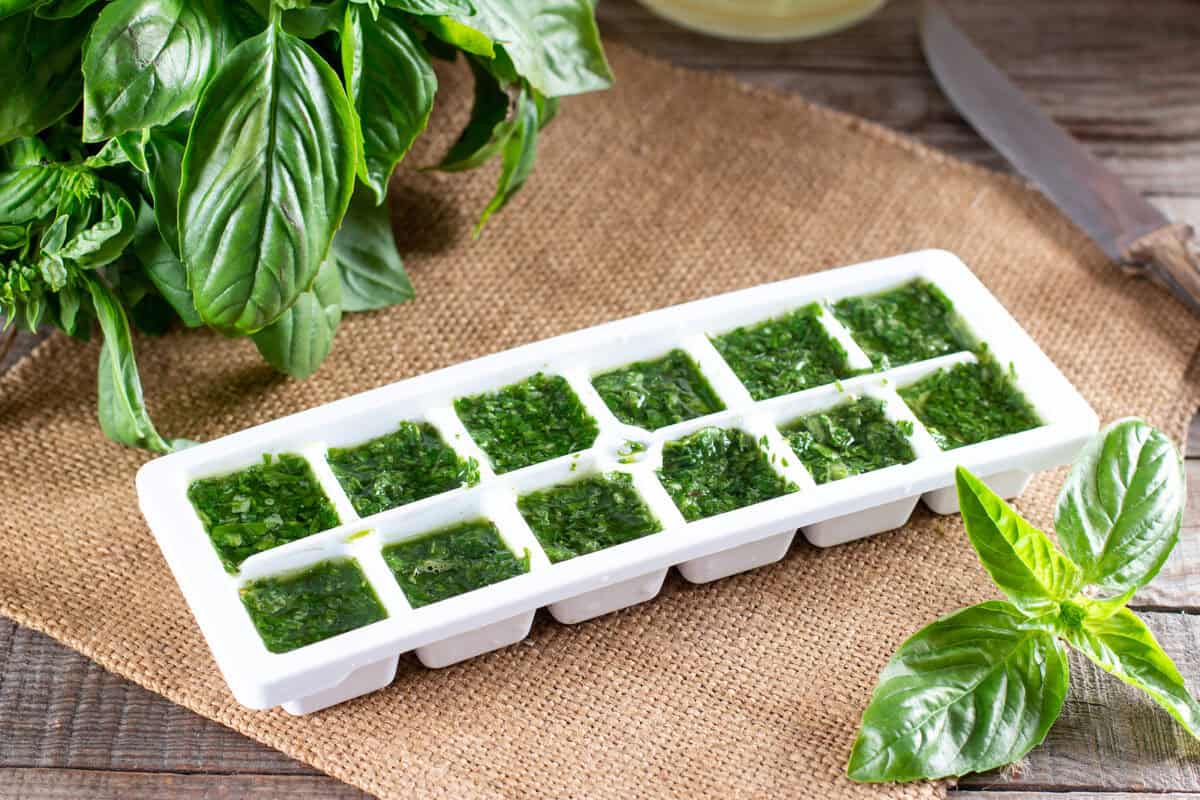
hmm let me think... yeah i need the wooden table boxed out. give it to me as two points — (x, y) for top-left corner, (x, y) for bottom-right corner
(3, 1), (1199, 797)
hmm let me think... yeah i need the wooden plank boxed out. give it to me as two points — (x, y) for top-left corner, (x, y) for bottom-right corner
(0, 621), (311, 776)
(5, 608), (1200, 793)
(0, 768), (369, 800)
(957, 611), (1200, 793)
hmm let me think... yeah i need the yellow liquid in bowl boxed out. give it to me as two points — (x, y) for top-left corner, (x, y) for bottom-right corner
(637, 0), (887, 41)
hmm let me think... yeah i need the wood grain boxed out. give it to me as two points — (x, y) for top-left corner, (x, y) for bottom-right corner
(0, 769), (369, 800)
(5, 0), (1200, 797)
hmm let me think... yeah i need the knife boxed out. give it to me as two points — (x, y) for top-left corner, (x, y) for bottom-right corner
(920, 0), (1200, 316)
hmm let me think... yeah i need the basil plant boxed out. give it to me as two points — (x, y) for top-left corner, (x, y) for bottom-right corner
(0, 0), (612, 452)
(849, 418), (1197, 783)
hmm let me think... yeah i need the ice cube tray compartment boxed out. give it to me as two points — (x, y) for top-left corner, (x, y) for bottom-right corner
(137, 250), (1098, 714)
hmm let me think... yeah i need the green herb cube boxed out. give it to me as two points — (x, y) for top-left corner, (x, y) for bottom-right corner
(383, 519), (530, 608)
(454, 373), (599, 474)
(592, 349), (724, 430)
(711, 303), (851, 400)
(782, 396), (916, 484)
(327, 421), (479, 517)
(518, 473), (661, 563)
(899, 359), (1041, 450)
(188, 454), (340, 573)
(833, 279), (973, 369)
(239, 559), (386, 654)
(658, 427), (797, 521)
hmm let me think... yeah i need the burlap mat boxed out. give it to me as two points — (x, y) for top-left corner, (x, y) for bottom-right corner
(2, 43), (1199, 800)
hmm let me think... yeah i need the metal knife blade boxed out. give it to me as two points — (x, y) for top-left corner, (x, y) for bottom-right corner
(920, 0), (1200, 316)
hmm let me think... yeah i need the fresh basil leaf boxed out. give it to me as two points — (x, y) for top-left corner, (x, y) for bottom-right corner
(432, 57), (509, 172)
(55, 284), (83, 336)
(133, 202), (201, 327)
(333, 185), (412, 311)
(1054, 418), (1185, 594)
(179, 23), (358, 335)
(283, 0), (346, 37)
(475, 85), (539, 234)
(417, 14), (492, 58)
(84, 138), (132, 170)
(1064, 607), (1200, 738)
(144, 125), (186, 255)
(35, 0), (101, 18)
(2, 136), (52, 169)
(83, 272), (173, 453)
(252, 254), (342, 378)
(0, 164), (66, 224)
(956, 466), (1083, 616)
(342, 6), (437, 203)
(115, 130), (150, 173)
(1080, 585), (1138, 622)
(0, 0), (39, 20)
(385, 0), (474, 14)
(82, 0), (231, 141)
(847, 601), (1069, 782)
(431, 1), (612, 98)
(0, 11), (92, 145)
(58, 193), (137, 268)
(0, 224), (27, 252)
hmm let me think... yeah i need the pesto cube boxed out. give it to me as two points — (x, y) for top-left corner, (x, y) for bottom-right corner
(327, 421), (479, 517)
(518, 472), (661, 563)
(188, 453), (340, 573)
(383, 519), (530, 608)
(658, 427), (797, 521)
(455, 373), (600, 474)
(833, 279), (972, 369)
(711, 303), (852, 400)
(783, 396), (916, 484)
(592, 349), (724, 430)
(239, 559), (386, 653)
(899, 358), (1042, 450)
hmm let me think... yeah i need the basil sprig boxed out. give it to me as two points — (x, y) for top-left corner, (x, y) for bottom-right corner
(0, 0), (613, 451)
(848, 418), (1195, 783)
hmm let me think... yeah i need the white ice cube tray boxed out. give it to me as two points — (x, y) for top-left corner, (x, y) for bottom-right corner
(136, 250), (1098, 714)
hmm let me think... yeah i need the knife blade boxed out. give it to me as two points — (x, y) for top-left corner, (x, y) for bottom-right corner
(920, 0), (1200, 316)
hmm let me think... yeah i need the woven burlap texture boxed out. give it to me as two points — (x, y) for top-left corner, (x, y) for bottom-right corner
(2, 43), (1199, 800)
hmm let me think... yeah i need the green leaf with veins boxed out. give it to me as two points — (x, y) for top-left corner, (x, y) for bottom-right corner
(252, 254), (342, 379)
(0, 11), (94, 145)
(1055, 418), (1185, 594)
(178, 23), (358, 335)
(432, 57), (510, 172)
(426, 0), (611, 97)
(58, 192), (137, 269)
(1064, 607), (1200, 738)
(956, 466), (1083, 616)
(144, 125), (186, 255)
(133, 201), (201, 327)
(847, 601), (1069, 783)
(475, 84), (539, 234)
(83, 273), (175, 453)
(332, 185), (413, 312)
(342, 5), (437, 203)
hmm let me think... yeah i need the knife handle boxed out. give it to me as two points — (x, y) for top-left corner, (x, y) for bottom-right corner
(1124, 223), (1200, 316)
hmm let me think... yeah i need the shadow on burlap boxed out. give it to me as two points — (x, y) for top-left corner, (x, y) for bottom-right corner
(1, 44), (1198, 800)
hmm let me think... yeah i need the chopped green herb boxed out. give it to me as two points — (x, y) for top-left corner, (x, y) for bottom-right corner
(899, 359), (1042, 450)
(239, 559), (386, 654)
(711, 303), (852, 400)
(382, 519), (530, 608)
(592, 349), (724, 430)
(518, 473), (661, 563)
(617, 439), (649, 464)
(455, 373), (600, 474)
(782, 396), (917, 484)
(658, 427), (797, 521)
(188, 454), (340, 573)
(327, 421), (479, 517)
(833, 279), (973, 370)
